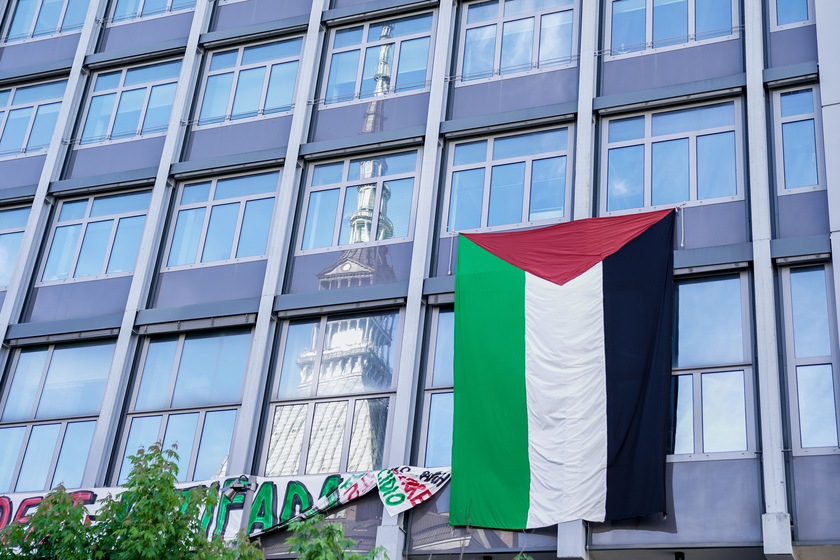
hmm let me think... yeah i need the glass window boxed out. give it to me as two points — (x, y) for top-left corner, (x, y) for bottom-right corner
(38, 190), (151, 284)
(164, 170), (280, 269)
(115, 329), (251, 483)
(669, 275), (754, 458)
(782, 265), (840, 452)
(0, 79), (66, 157)
(195, 37), (302, 126)
(110, 0), (195, 23)
(0, 206), (30, 288)
(263, 311), (400, 476)
(0, 340), (115, 492)
(773, 0), (812, 27)
(457, 0), (575, 82)
(3, 0), (89, 42)
(322, 12), (435, 104)
(298, 151), (419, 253)
(79, 60), (181, 144)
(606, 0), (736, 55)
(602, 101), (743, 213)
(443, 127), (571, 235)
(419, 307), (454, 468)
(773, 86), (824, 192)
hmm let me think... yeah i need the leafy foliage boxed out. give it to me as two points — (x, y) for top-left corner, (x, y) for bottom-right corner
(0, 443), (263, 560)
(286, 516), (388, 560)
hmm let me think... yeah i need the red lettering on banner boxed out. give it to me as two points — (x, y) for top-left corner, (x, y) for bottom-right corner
(0, 497), (11, 530)
(14, 497), (43, 524)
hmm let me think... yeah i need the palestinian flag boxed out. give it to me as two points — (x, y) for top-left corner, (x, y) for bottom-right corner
(451, 209), (675, 530)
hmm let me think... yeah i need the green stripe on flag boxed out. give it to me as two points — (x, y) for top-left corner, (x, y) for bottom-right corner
(451, 236), (530, 529)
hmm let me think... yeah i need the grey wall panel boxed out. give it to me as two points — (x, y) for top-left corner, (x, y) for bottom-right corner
(792, 455), (840, 542)
(450, 68), (578, 121)
(183, 117), (293, 162)
(769, 26), (818, 68)
(434, 235), (457, 278)
(0, 291), (5, 310)
(591, 459), (763, 546)
(64, 137), (166, 179)
(152, 260), (267, 308)
(0, 35), (78, 73)
(98, 12), (193, 53)
(211, 0), (311, 31)
(287, 243), (413, 294)
(777, 191), (830, 239)
(601, 40), (743, 97)
(0, 155), (46, 191)
(682, 201), (749, 249)
(311, 93), (430, 143)
(25, 277), (133, 323)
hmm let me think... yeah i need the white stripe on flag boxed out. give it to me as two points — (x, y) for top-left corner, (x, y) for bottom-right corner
(524, 263), (608, 527)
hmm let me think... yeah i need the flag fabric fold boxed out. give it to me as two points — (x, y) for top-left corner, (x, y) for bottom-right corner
(450, 210), (675, 530)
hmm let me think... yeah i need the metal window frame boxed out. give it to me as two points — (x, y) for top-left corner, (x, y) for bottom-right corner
(772, 84), (827, 195)
(417, 305), (453, 468)
(317, 9), (438, 107)
(107, 0), (196, 25)
(454, 0), (579, 85)
(34, 188), (153, 286)
(0, 204), (32, 288)
(1, 0), (86, 42)
(296, 148), (422, 255)
(599, 97), (745, 216)
(0, 78), (67, 159)
(768, 0), (816, 31)
(602, 0), (741, 60)
(780, 263), (840, 456)
(191, 34), (304, 130)
(440, 123), (575, 237)
(160, 168), (282, 272)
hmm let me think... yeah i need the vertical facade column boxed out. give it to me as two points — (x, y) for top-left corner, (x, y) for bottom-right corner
(571, 0), (598, 220)
(227, 0), (328, 476)
(743, 1), (794, 558)
(84, 0), (215, 486)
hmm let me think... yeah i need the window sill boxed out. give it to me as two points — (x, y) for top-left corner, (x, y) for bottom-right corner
(161, 255), (268, 273)
(667, 451), (756, 462)
(36, 271), (134, 287)
(451, 60), (579, 88)
(107, 7), (195, 27)
(602, 31), (742, 62)
(441, 217), (570, 238)
(296, 237), (412, 256)
(315, 86), (431, 110)
(74, 131), (168, 149)
(770, 19), (815, 33)
(602, 194), (743, 217)
(2, 28), (82, 45)
(189, 109), (294, 131)
(777, 184), (824, 196)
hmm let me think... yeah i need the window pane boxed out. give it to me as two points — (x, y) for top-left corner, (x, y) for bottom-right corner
(265, 405), (307, 476)
(74, 220), (113, 277)
(671, 375), (694, 454)
(325, 50), (361, 103)
(790, 267), (832, 358)
(697, 131), (737, 199)
(201, 202), (239, 262)
(13, 81), (66, 105)
(607, 145), (644, 211)
(25, 102), (61, 152)
(306, 401), (347, 474)
(0, 232), (24, 287)
(167, 207), (206, 266)
(652, 138), (689, 205)
(42, 224), (82, 281)
(33, 0), (63, 36)
(142, 82), (176, 133)
(141, 0), (167, 17)
(361, 44), (394, 98)
(278, 321), (319, 399)
(265, 61), (298, 112)
(463, 24), (497, 80)
(118, 416), (162, 483)
(777, 0), (808, 25)
(379, 178), (413, 239)
(432, 311), (454, 386)
(113, 0), (141, 20)
(334, 26), (363, 48)
(539, 10), (573, 66)
(90, 190), (151, 217)
(0, 107), (32, 155)
(243, 37), (302, 65)
(782, 120), (818, 189)
(36, 341), (114, 419)
(0, 427), (26, 493)
(231, 67), (266, 119)
(676, 277), (743, 367)
(0, 207), (30, 229)
(339, 186), (365, 245)
(171, 331), (250, 408)
(506, 0), (571, 16)
(111, 88), (146, 139)
(695, 0), (731, 38)
(317, 312), (398, 395)
(347, 397), (389, 472)
(369, 13), (433, 40)
(781, 89), (813, 117)
(2, 349), (48, 422)
(162, 413), (198, 482)
(449, 168), (484, 231)
(612, 0), (646, 53)
(454, 140), (487, 166)
(135, 338), (178, 411)
(301, 190), (339, 250)
(210, 50), (238, 71)
(467, 0), (498, 24)
(60, 200), (88, 221)
(107, 215), (145, 273)
(94, 72), (122, 92)
(396, 37), (430, 92)
(16, 424), (61, 492)
(608, 116), (645, 142)
(349, 151), (417, 179)
(61, 0), (88, 30)
(7, 0), (38, 40)
(529, 156), (565, 221)
(236, 198), (273, 258)
(653, 0), (688, 47)
(312, 163), (344, 186)
(81, 93), (116, 144)
(488, 162), (525, 226)
(51, 420), (95, 489)
(500, 18), (533, 74)
(181, 182), (210, 204)
(425, 392), (453, 467)
(215, 172), (278, 199)
(797, 365), (838, 448)
(124, 61), (181, 86)
(652, 102), (734, 136)
(702, 370), (747, 453)
(199, 73), (234, 124)
(193, 409), (237, 480)
(494, 129), (566, 159)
